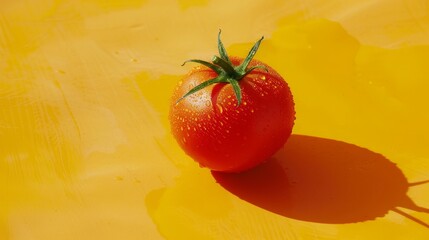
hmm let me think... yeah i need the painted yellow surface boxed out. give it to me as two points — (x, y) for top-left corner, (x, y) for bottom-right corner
(1, 0), (429, 239)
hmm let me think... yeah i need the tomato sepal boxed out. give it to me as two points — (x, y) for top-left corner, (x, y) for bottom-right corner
(228, 78), (242, 106)
(175, 75), (228, 104)
(235, 36), (264, 73)
(182, 59), (222, 74)
(179, 32), (266, 107)
(217, 29), (231, 64)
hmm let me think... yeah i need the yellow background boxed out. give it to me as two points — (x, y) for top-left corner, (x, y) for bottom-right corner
(1, 0), (429, 239)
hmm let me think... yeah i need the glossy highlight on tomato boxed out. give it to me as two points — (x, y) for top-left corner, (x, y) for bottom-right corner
(169, 32), (295, 172)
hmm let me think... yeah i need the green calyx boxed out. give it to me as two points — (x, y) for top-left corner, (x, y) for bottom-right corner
(177, 30), (268, 106)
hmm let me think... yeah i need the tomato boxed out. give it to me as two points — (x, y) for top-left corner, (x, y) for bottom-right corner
(169, 32), (295, 173)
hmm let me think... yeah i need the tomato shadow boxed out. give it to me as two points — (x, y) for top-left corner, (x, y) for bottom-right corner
(212, 134), (429, 225)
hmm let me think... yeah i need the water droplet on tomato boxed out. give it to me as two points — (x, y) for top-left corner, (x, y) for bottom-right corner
(216, 104), (223, 113)
(261, 75), (266, 80)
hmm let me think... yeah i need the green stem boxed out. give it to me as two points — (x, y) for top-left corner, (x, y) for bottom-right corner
(178, 32), (266, 107)
(212, 56), (238, 78)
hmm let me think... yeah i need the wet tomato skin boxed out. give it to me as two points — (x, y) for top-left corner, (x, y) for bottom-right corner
(169, 57), (295, 173)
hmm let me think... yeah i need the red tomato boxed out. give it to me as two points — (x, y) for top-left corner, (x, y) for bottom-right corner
(169, 32), (295, 173)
